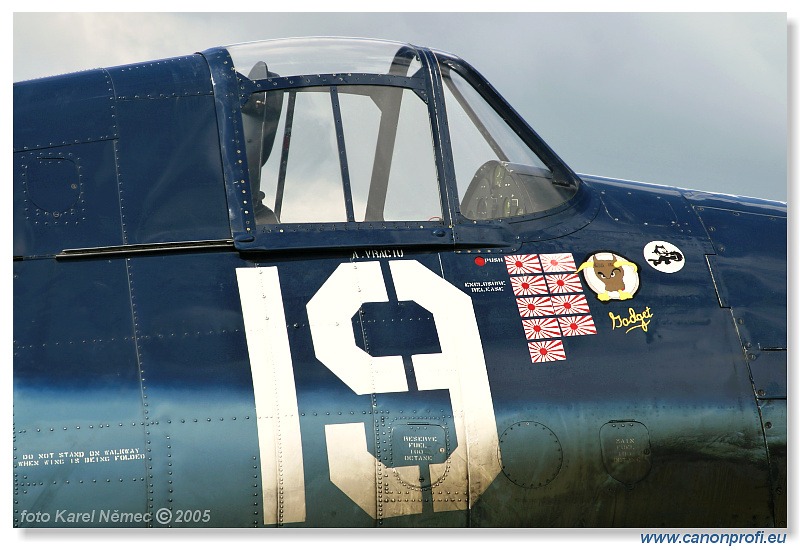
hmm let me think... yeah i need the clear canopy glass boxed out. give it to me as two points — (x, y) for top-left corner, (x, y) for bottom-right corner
(225, 37), (422, 79)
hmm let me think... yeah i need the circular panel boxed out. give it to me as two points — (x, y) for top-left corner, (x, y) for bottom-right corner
(498, 421), (563, 489)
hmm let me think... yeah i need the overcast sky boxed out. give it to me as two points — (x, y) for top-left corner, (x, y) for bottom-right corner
(12, 11), (788, 203)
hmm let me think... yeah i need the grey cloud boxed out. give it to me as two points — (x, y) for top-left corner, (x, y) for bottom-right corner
(13, 12), (787, 201)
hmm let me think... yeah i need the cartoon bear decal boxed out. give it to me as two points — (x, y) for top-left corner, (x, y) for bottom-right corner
(576, 252), (640, 302)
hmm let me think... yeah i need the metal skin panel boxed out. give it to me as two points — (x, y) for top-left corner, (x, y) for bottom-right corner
(125, 252), (257, 526)
(749, 350), (787, 399)
(12, 222), (781, 527)
(13, 69), (117, 152)
(14, 141), (122, 258)
(587, 176), (711, 239)
(15, 203), (779, 528)
(13, 53), (229, 258)
(237, 266), (306, 525)
(113, 94), (231, 244)
(12, 40), (786, 528)
(105, 55), (214, 100)
(272, 253), (477, 527)
(14, 258), (146, 527)
(439, 225), (772, 527)
(692, 205), (787, 350)
(758, 399), (787, 528)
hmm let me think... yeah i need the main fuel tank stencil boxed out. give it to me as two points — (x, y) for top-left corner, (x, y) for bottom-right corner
(576, 252), (640, 302)
(504, 252), (596, 363)
(643, 241), (685, 273)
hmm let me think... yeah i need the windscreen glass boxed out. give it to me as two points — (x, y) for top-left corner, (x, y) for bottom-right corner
(227, 38), (422, 79)
(440, 64), (577, 220)
(242, 85), (440, 225)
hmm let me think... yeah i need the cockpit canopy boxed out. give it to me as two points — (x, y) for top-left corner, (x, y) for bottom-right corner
(222, 38), (579, 228)
(227, 37), (423, 79)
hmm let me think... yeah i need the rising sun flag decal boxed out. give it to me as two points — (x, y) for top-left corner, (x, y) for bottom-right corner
(558, 315), (597, 337)
(545, 273), (583, 294)
(528, 340), (567, 363)
(540, 253), (577, 273)
(504, 252), (597, 362)
(504, 254), (542, 275)
(516, 296), (555, 318)
(510, 275), (548, 296)
(550, 294), (590, 316)
(522, 318), (561, 340)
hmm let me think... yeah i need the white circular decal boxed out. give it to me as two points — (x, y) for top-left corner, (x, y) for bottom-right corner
(643, 241), (685, 273)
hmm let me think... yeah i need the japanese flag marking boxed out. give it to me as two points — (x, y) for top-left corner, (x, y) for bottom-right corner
(545, 273), (584, 294)
(522, 318), (562, 340)
(528, 340), (567, 363)
(505, 255), (542, 275)
(516, 296), (555, 318)
(540, 253), (576, 273)
(550, 294), (591, 316)
(510, 275), (548, 296)
(558, 315), (597, 337)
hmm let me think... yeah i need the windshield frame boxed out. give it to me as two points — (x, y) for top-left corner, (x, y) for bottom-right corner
(203, 40), (592, 252)
(203, 42), (460, 252)
(432, 50), (584, 224)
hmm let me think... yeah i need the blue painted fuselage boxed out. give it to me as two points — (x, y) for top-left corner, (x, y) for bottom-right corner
(13, 40), (786, 528)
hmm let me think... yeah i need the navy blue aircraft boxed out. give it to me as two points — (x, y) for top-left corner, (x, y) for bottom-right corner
(13, 37), (786, 528)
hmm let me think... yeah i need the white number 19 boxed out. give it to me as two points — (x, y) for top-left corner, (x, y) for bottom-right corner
(236, 260), (500, 524)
